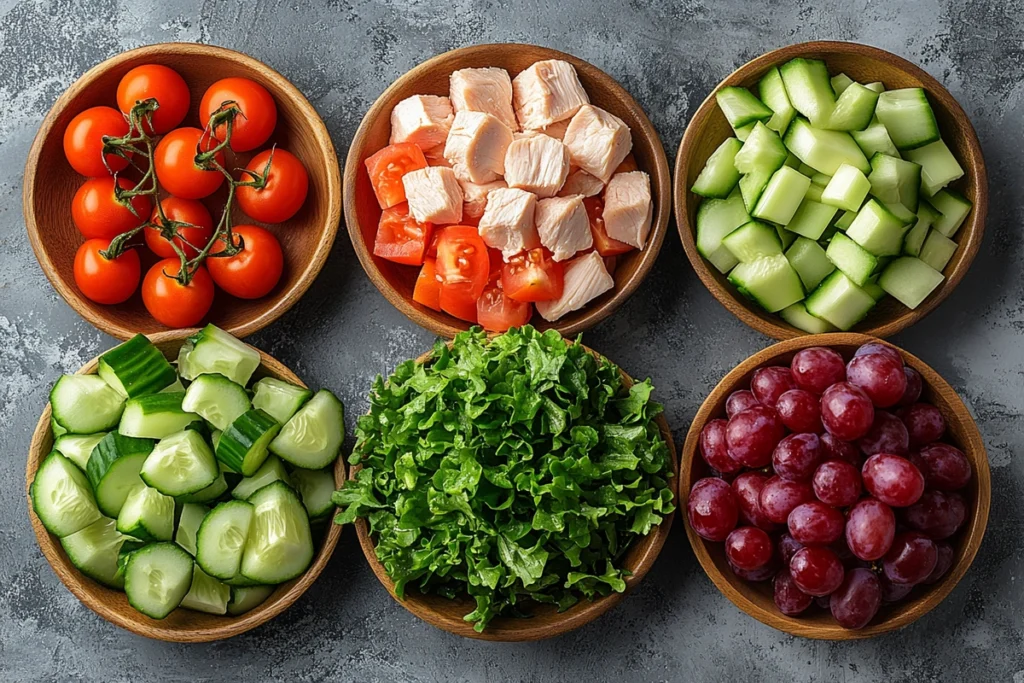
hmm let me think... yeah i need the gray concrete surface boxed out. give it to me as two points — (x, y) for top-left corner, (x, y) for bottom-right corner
(1, 1), (1022, 681)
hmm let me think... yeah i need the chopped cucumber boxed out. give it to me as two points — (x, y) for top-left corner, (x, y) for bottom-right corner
(715, 86), (774, 128)
(695, 190), (749, 273)
(830, 73), (854, 96)
(775, 226), (797, 250)
(217, 409), (281, 476)
(728, 254), (805, 313)
(846, 200), (907, 256)
(691, 137), (743, 198)
(141, 429), (219, 497)
(739, 167), (773, 213)
(240, 482), (314, 584)
(197, 500), (255, 580)
(779, 302), (837, 334)
(783, 152), (801, 169)
(918, 230), (958, 271)
(61, 516), (128, 589)
(903, 205), (938, 257)
(779, 58), (834, 127)
(181, 373), (251, 431)
(825, 82), (878, 131)
(50, 375), (125, 434)
(180, 565), (230, 615)
(805, 183), (824, 203)
(290, 468), (336, 520)
(734, 122), (788, 174)
(758, 66), (796, 133)
(31, 451), (101, 537)
(879, 257), (945, 308)
(826, 232), (879, 286)
(835, 209), (857, 231)
(117, 484), (174, 541)
(805, 271), (877, 330)
(178, 324), (260, 387)
(176, 470), (230, 504)
(161, 378), (186, 394)
(874, 88), (940, 150)
(868, 153), (922, 212)
(926, 189), (972, 238)
(785, 198), (838, 240)
(904, 139), (964, 196)
(252, 378), (313, 425)
(785, 237), (835, 291)
(752, 166), (811, 225)
(797, 162), (817, 176)
(232, 455), (292, 501)
(227, 585), (275, 616)
(864, 82), (886, 94)
(732, 122), (755, 141)
(54, 432), (107, 471)
(124, 543), (194, 619)
(176, 503), (210, 556)
(51, 417), (68, 439)
(784, 118), (870, 175)
(852, 120), (901, 159)
(722, 221), (783, 262)
(98, 334), (176, 398)
(119, 392), (198, 440)
(86, 432), (154, 517)
(862, 277), (888, 302)
(809, 173), (832, 187)
(821, 163), (871, 212)
(269, 390), (345, 470)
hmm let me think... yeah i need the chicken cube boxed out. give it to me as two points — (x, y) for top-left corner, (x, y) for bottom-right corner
(443, 111), (514, 184)
(536, 250), (614, 322)
(403, 166), (464, 225)
(517, 119), (571, 141)
(460, 179), (507, 222)
(603, 171), (653, 249)
(562, 105), (632, 183)
(389, 95), (455, 151)
(449, 67), (518, 132)
(503, 134), (570, 199)
(477, 188), (539, 260)
(558, 168), (604, 198)
(535, 195), (592, 261)
(512, 59), (590, 131)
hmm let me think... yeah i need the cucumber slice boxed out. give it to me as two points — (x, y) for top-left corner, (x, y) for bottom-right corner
(779, 302), (837, 334)
(51, 417), (68, 439)
(879, 257), (945, 309)
(54, 432), (107, 471)
(117, 484), (174, 541)
(270, 390), (345, 470)
(830, 73), (854, 96)
(805, 271), (877, 330)
(141, 430), (219, 496)
(918, 231), (958, 272)
(31, 452), (101, 537)
(758, 66), (796, 134)
(227, 585), (275, 615)
(926, 189), (972, 238)
(86, 432), (154, 517)
(176, 503), (210, 556)
(696, 191), (750, 274)
(785, 198), (838, 240)
(775, 226), (797, 250)
(904, 139), (964, 197)
(232, 454), (292, 501)
(50, 375), (125, 434)
(835, 210), (857, 231)
(715, 86), (774, 128)
(903, 205), (938, 257)
(825, 82), (879, 131)
(883, 201), (917, 225)
(752, 166), (811, 225)
(217, 409), (281, 476)
(60, 516), (128, 589)
(733, 122), (788, 175)
(289, 468), (336, 520)
(826, 232), (880, 286)
(119, 392), (198, 440)
(252, 378), (313, 425)
(97, 334), (176, 398)
(181, 374), (251, 431)
(176, 470), (230, 505)
(178, 324), (260, 387)
(846, 200), (907, 256)
(722, 221), (782, 262)
(874, 88), (940, 150)
(864, 82), (885, 94)
(738, 167), (773, 214)
(779, 58), (835, 127)
(196, 500), (255, 580)
(784, 118), (870, 175)
(868, 153), (922, 212)
(180, 564), (230, 615)
(116, 538), (148, 578)
(124, 543), (194, 619)
(821, 163), (871, 212)
(852, 120), (901, 159)
(691, 137), (743, 198)
(240, 482), (314, 584)
(728, 254), (805, 313)
(785, 237), (835, 291)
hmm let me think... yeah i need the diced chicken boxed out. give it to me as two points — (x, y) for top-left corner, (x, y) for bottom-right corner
(503, 135), (570, 199)
(389, 95), (455, 150)
(443, 111), (514, 184)
(536, 250), (614, 321)
(562, 105), (632, 183)
(460, 179), (507, 222)
(559, 168), (604, 198)
(516, 119), (571, 141)
(449, 67), (518, 131)
(512, 59), (590, 131)
(603, 171), (653, 249)
(477, 188), (539, 260)
(535, 194), (592, 261)
(403, 166), (464, 225)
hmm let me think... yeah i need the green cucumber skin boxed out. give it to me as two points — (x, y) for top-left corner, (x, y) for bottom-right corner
(217, 409), (282, 476)
(50, 375), (126, 434)
(86, 433), (155, 491)
(98, 334), (177, 398)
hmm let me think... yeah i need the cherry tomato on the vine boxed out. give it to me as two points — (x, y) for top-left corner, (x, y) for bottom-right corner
(206, 224), (283, 299)
(73, 239), (140, 305)
(146, 197), (215, 259)
(72, 176), (152, 240)
(142, 258), (215, 328)
(63, 106), (130, 177)
(199, 77), (277, 152)
(236, 149), (309, 224)
(116, 64), (191, 134)
(154, 127), (226, 199)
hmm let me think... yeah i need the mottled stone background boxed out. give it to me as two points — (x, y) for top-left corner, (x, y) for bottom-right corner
(1, 1), (1022, 681)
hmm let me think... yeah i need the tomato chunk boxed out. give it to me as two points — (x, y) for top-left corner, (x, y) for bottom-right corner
(365, 143), (427, 209)
(477, 281), (533, 332)
(501, 248), (564, 302)
(435, 226), (490, 322)
(373, 202), (433, 266)
(413, 258), (441, 311)
(585, 197), (635, 257)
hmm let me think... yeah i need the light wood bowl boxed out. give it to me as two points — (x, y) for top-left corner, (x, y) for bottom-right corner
(24, 43), (341, 341)
(344, 43), (671, 338)
(25, 337), (345, 642)
(679, 333), (990, 639)
(352, 342), (678, 640)
(675, 41), (987, 340)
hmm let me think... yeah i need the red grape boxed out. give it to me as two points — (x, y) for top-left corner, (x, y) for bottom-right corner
(897, 403), (946, 447)
(791, 347), (846, 394)
(732, 471), (779, 531)
(830, 568), (881, 629)
(789, 546), (845, 596)
(862, 453), (925, 507)
(845, 498), (896, 560)
(915, 444), (972, 491)
(774, 569), (814, 615)
(777, 533), (804, 565)
(776, 389), (824, 433)
(853, 342), (903, 365)
(687, 478), (739, 541)
(773, 433), (823, 482)
(700, 419), (742, 474)
(729, 560), (778, 582)
(880, 575), (914, 602)
(922, 542), (954, 585)
(902, 490), (967, 540)
(788, 501), (845, 545)
(751, 366), (797, 406)
(857, 411), (910, 456)
(812, 460), (862, 507)
(760, 476), (814, 524)
(726, 389), (760, 418)
(846, 352), (907, 408)
(821, 382), (875, 441)
(726, 405), (785, 468)
(820, 432), (862, 467)
(883, 531), (938, 584)
(897, 367), (923, 406)
(725, 526), (773, 570)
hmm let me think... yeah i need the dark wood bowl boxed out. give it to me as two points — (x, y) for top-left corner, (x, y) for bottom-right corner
(675, 41), (987, 340)
(679, 333), (990, 639)
(23, 43), (341, 341)
(25, 337), (345, 642)
(344, 43), (671, 338)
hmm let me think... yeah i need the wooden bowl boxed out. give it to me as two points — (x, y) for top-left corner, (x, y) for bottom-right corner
(352, 342), (678, 640)
(675, 41), (987, 340)
(679, 333), (990, 639)
(25, 337), (346, 642)
(23, 43), (341, 341)
(345, 43), (671, 338)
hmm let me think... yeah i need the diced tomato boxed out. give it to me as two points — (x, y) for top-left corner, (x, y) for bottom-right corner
(373, 202), (433, 265)
(603, 255), (618, 274)
(425, 228), (443, 259)
(439, 287), (479, 322)
(435, 225), (490, 321)
(413, 257), (441, 311)
(615, 153), (638, 174)
(364, 143), (427, 209)
(501, 248), (564, 302)
(477, 280), (532, 332)
(585, 197), (635, 257)
(488, 248), (505, 273)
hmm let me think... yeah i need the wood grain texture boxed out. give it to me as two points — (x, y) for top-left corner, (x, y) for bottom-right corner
(344, 43), (671, 338)
(674, 41), (988, 340)
(351, 342), (678, 641)
(23, 43), (341, 342)
(678, 333), (990, 640)
(24, 337), (346, 642)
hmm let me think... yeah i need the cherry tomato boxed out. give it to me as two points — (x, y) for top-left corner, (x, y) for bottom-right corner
(477, 281), (532, 332)
(585, 197), (634, 257)
(236, 149), (309, 224)
(501, 248), (564, 302)
(63, 106), (129, 177)
(142, 258), (215, 328)
(154, 128), (226, 199)
(146, 197), (215, 259)
(200, 77), (277, 152)
(116, 64), (190, 134)
(206, 225), (284, 299)
(413, 257), (441, 311)
(71, 177), (152, 240)
(73, 239), (140, 304)
(364, 143), (428, 209)
(372, 202), (433, 266)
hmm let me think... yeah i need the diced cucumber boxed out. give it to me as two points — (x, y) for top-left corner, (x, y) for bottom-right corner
(758, 66), (796, 133)
(124, 543), (194, 619)
(879, 257), (945, 309)
(691, 137), (743, 198)
(97, 334), (176, 398)
(715, 86), (774, 128)
(86, 432), (154, 517)
(752, 166), (811, 225)
(779, 302), (837, 334)
(252, 378), (313, 425)
(862, 277), (888, 302)
(785, 237), (835, 291)
(117, 538), (147, 577)
(805, 183), (824, 203)
(178, 324), (260, 387)
(825, 82), (878, 131)
(826, 232), (879, 286)
(926, 189), (972, 238)
(50, 375), (125, 435)
(54, 432), (107, 471)
(217, 409), (281, 476)
(289, 468), (336, 520)
(722, 221), (783, 262)
(60, 516), (128, 589)
(852, 120), (901, 159)
(805, 271), (877, 330)
(785, 198), (838, 240)
(119, 392), (198, 440)
(181, 373), (251, 432)
(821, 163), (871, 212)
(846, 200), (907, 256)
(864, 82), (886, 94)
(240, 482), (314, 584)
(874, 88), (940, 150)
(868, 153), (922, 212)
(227, 585), (275, 616)
(884, 201), (917, 225)
(734, 122), (788, 174)
(695, 190), (749, 274)
(797, 163), (817, 176)
(835, 209), (857, 231)
(784, 118), (870, 175)
(232, 454), (291, 501)
(902, 205), (938, 257)
(161, 378), (186, 394)
(31, 451), (101, 537)
(728, 254), (805, 313)
(141, 430), (219, 497)
(779, 58), (835, 127)
(830, 73), (854, 96)
(270, 390), (345, 470)
(180, 564), (230, 615)
(732, 122), (755, 141)
(51, 418), (68, 439)
(176, 470), (229, 504)
(739, 167), (773, 213)
(776, 226), (797, 250)
(784, 153), (801, 169)
(904, 139), (964, 196)
(918, 231), (958, 272)
(197, 500), (255, 580)
(809, 173), (832, 187)
(176, 503), (210, 556)
(117, 484), (174, 541)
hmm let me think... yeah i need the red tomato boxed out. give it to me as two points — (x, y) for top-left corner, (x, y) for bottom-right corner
(413, 258), (441, 311)
(477, 282), (532, 332)
(154, 128), (226, 199)
(236, 149), (309, 224)
(206, 225), (284, 299)
(200, 78), (277, 152)
(488, 248), (505, 273)
(63, 106), (129, 177)
(425, 228), (443, 259)
(373, 202), (433, 266)
(439, 287), (479, 323)
(71, 177), (152, 240)
(116, 64), (190, 134)
(501, 248), (564, 302)
(436, 225), (489, 296)
(146, 197), (215, 259)
(585, 197), (634, 257)
(73, 239), (140, 305)
(616, 153), (639, 174)
(364, 143), (427, 210)
(142, 259), (215, 328)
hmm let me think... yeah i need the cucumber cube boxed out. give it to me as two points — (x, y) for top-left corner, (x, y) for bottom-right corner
(862, 277), (888, 302)
(879, 257), (945, 309)
(874, 88), (941, 150)
(786, 198), (839, 240)
(821, 164), (871, 212)
(825, 83), (879, 132)
(927, 190), (972, 238)
(835, 210), (858, 231)
(805, 183), (825, 203)
(780, 302), (837, 334)
(734, 122), (788, 174)
(739, 166), (773, 212)
(758, 66), (796, 134)
(810, 173), (832, 187)
(864, 82), (886, 94)
(805, 271), (877, 330)
(868, 153), (922, 212)
(722, 221), (783, 263)
(776, 225), (797, 249)
(902, 205), (938, 257)
(784, 118), (870, 175)
(846, 200), (907, 256)
(797, 163), (817, 176)
(733, 122), (756, 141)
(779, 58), (835, 127)
(692, 137), (743, 198)
(918, 231), (958, 272)
(716, 86), (774, 128)
(728, 254), (806, 313)
(830, 73), (855, 96)
(696, 190), (750, 274)
(786, 237), (835, 291)
(851, 121), (900, 159)
(784, 153), (801, 169)
(752, 166), (811, 225)
(826, 232), (879, 286)
(904, 139), (965, 197)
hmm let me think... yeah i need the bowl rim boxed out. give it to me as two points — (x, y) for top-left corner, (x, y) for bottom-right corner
(22, 42), (342, 343)
(25, 335), (346, 642)
(349, 340), (678, 641)
(674, 40), (989, 340)
(343, 42), (672, 339)
(678, 332), (991, 640)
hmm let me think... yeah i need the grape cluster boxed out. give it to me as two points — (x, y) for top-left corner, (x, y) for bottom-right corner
(688, 342), (972, 630)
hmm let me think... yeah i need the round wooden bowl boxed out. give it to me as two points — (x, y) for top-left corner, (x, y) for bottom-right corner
(352, 342), (678, 640)
(679, 333), (990, 639)
(25, 337), (346, 642)
(23, 43), (341, 341)
(344, 43), (671, 338)
(675, 41), (987, 340)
